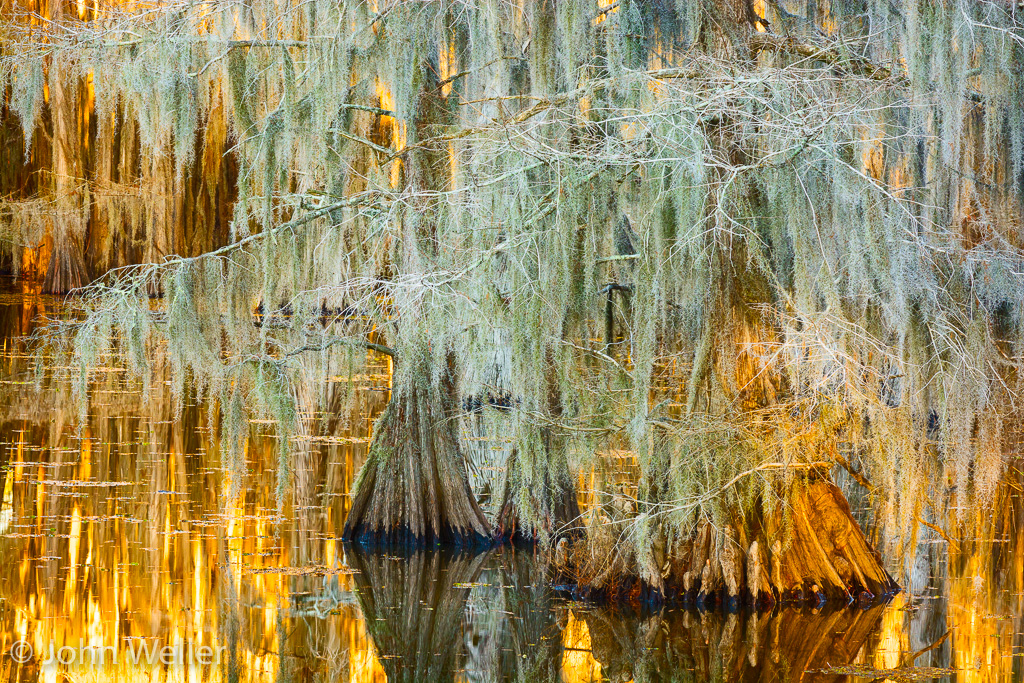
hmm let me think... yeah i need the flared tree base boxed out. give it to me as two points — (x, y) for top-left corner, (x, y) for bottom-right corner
(495, 444), (581, 545)
(571, 479), (898, 607)
(43, 235), (90, 294)
(342, 364), (491, 547)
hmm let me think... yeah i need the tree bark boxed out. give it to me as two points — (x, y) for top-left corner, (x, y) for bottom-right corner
(495, 439), (580, 543)
(574, 478), (898, 606)
(342, 350), (491, 546)
(495, 351), (580, 543)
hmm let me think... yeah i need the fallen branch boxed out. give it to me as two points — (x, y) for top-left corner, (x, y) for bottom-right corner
(835, 453), (959, 550)
(901, 629), (952, 668)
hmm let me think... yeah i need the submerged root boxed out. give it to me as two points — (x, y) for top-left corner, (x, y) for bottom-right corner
(567, 479), (898, 607)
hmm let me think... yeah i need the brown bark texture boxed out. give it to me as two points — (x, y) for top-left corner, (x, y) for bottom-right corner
(495, 440), (581, 543)
(573, 478), (898, 606)
(342, 354), (491, 546)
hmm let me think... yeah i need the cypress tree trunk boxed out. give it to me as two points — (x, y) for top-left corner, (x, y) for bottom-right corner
(495, 437), (580, 543)
(43, 50), (89, 294)
(575, 478), (898, 605)
(343, 32), (497, 547)
(496, 352), (580, 542)
(342, 349), (491, 546)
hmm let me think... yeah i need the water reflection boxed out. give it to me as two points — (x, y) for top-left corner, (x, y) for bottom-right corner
(0, 281), (1022, 682)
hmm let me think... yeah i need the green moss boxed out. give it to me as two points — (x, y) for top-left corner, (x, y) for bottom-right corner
(2, 0), (1021, 567)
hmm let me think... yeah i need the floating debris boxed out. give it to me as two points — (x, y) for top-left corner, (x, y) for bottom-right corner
(811, 665), (957, 681)
(48, 480), (135, 487)
(244, 565), (357, 576)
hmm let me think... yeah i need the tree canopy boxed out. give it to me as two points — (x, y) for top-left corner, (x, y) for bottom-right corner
(2, 0), (1023, 583)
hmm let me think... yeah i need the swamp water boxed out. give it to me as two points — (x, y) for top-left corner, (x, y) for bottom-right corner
(0, 283), (1021, 683)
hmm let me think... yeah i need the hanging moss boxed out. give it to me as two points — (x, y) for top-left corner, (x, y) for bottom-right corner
(1, 0), (1023, 586)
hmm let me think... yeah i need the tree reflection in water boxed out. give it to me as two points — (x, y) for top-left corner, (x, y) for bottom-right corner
(347, 549), (489, 683)
(346, 545), (890, 683)
(0, 284), (1022, 682)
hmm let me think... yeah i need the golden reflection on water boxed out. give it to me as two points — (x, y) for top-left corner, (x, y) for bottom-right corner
(0, 284), (391, 683)
(0, 283), (1023, 682)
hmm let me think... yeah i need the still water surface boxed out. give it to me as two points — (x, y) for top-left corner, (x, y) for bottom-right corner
(0, 283), (1021, 682)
